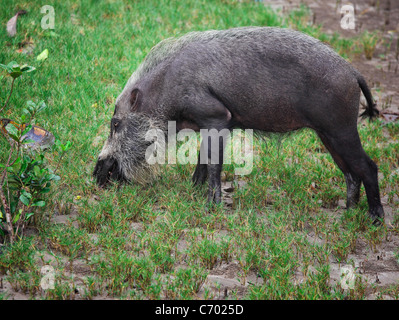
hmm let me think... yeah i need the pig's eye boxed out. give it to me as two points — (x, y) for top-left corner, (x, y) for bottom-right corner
(111, 118), (121, 135)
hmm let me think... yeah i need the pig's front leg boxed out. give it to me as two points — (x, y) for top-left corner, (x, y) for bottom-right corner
(192, 141), (208, 186)
(182, 93), (232, 204)
(207, 163), (222, 204)
(206, 135), (225, 204)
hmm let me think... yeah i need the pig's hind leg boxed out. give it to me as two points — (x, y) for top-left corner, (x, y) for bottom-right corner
(317, 130), (383, 223)
(317, 132), (361, 209)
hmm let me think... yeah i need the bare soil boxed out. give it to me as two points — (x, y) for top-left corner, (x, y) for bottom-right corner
(273, 0), (399, 115)
(203, 0), (399, 299)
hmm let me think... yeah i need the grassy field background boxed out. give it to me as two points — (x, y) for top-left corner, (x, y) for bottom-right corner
(1, 0), (399, 299)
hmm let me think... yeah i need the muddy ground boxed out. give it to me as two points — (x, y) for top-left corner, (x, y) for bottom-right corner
(202, 0), (399, 300)
(210, 0), (399, 300)
(273, 0), (399, 117)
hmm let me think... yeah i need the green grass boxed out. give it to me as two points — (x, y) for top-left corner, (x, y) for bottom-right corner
(1, 0), (399, 300)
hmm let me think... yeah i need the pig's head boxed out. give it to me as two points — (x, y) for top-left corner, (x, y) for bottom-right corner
(93, 95), (164, 188)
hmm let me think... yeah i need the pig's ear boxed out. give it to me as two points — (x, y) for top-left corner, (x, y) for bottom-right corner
(130, 88), (141, 111)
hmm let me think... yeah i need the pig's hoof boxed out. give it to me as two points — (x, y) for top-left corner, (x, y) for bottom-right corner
(346, 199), (359, 209)
(369, 206), (384, 226)
(207, 187), (222, 206)
(192, 168), (207, 186)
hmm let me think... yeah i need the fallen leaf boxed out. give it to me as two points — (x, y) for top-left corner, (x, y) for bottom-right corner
(381, 112), (399, 124)
(36, 49), (49, 61)
(6, 10), (27, 37)
(6, 14), (18, 37)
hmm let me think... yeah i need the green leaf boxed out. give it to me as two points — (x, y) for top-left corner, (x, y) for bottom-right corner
(36, 49), (49, 62)
(5, 123), (19, 137)
(7, 61), (18, 69)
(65, 141), (72, 150)
(8, 134), (19, 142)
(21, 190), (32, 198)
(25, 212), (34, 220)
(58, 140), (72, 152)
(33, 165), (41, 177)
(9, 65), (22, 79)
(20, 64), (36, 73)
(22, 139), (35, 145)
(6, 166), (14, 173)
(19, 114), (28, 123)
(48, 174), (61, 181)
(5, 123), (20, 142)
(20, 161), (28, 174)
(41, 187), (51, 193)
(0, 64), (12, 75)
(0, 61), (17, 74)
(12, 209), (22, 224)
(26, 100), (36, 114)
(22, 124), (32, 136)
(32, 200), (45, 207)
(36, 101), (47, 113)
(20, 194), (30, 206)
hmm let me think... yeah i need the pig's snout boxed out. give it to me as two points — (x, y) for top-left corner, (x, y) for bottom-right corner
(93, 157), (122, 187)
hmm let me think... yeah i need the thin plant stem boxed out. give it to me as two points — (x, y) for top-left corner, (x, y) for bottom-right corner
(0, 77), (16, 115)
(0, 143), (16, 243)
